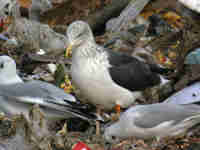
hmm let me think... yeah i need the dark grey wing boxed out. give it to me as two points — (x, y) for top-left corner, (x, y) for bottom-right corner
(107, 50), (136, 66)
(107, 50), (171, 91)
(107, 49), (170, 74)
(132, 104), (197, 128)
(109, 61), (161, 91)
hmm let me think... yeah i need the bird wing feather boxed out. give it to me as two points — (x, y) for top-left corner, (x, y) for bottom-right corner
(0, 94), (98, 123)
(0, 80), (76, 106)
(127, 104), (200, 128)
(107, 50), (161, 91)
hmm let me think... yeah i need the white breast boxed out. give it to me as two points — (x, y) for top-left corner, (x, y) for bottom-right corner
(71, 46), (134, 110)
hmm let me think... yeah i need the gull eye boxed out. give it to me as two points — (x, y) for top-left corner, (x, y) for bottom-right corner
(0, 63), (4, 69)
(111, 136), (116, 140)
(5, 11), (9, 15)
(5, 3), (10, 9)
(192, 93), (196, 97)
(76, 28), (87, 38)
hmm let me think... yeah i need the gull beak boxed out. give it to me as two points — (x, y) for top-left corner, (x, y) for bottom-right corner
(65, 40), (83, 58)
(65, 44), (73, 58)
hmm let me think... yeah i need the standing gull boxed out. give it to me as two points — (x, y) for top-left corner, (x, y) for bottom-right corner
(0, 55), (98, 123)
(66, 20), (170, 134)
(104, 103), (200, 141)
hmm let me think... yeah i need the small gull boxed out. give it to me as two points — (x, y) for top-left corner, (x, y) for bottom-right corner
(0, 55), (98, 123)
(104, 103), (200, 141)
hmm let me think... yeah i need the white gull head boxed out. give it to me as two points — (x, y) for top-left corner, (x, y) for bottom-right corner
(66, 20), (95, 47)
(0, 55), (23, 84)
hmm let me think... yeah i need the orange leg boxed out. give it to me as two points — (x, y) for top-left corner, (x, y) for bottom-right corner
(115, 104), (121, 115)
(111, 104), (121, 121)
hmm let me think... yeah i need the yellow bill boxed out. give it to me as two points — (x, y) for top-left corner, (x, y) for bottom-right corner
(65, 44), (73, 58)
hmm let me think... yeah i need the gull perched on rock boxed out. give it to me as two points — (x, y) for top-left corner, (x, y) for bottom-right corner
(0, 55), (98, 123)
(104, 103), (200, 142)
(66, 20), (171, 134)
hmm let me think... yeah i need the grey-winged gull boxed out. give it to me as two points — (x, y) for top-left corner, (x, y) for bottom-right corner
(0, 55), (98, 123)
(104, 103), (200, 141)
(66, 20), (171, 135)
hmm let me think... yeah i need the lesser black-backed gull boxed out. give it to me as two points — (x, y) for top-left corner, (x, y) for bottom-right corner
(66, 21), (171, 110)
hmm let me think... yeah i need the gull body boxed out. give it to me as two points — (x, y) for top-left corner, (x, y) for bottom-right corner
(71, 43), (136, 110)
(0, 55), (97, 123)
(67, 21), (169, 111)
(104, 103), (200, 141)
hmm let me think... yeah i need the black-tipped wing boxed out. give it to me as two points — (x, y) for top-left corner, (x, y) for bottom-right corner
(0, 81), (95, 113)
(0, 80), (100, 123)
(107, 51), (161, 91)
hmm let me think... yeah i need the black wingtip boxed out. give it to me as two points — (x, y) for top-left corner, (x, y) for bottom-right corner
(66, 108), (105, 125)
(46, 100), (104, 124)
(149, 64), (174, 74)
(64, 99), (96, 111)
